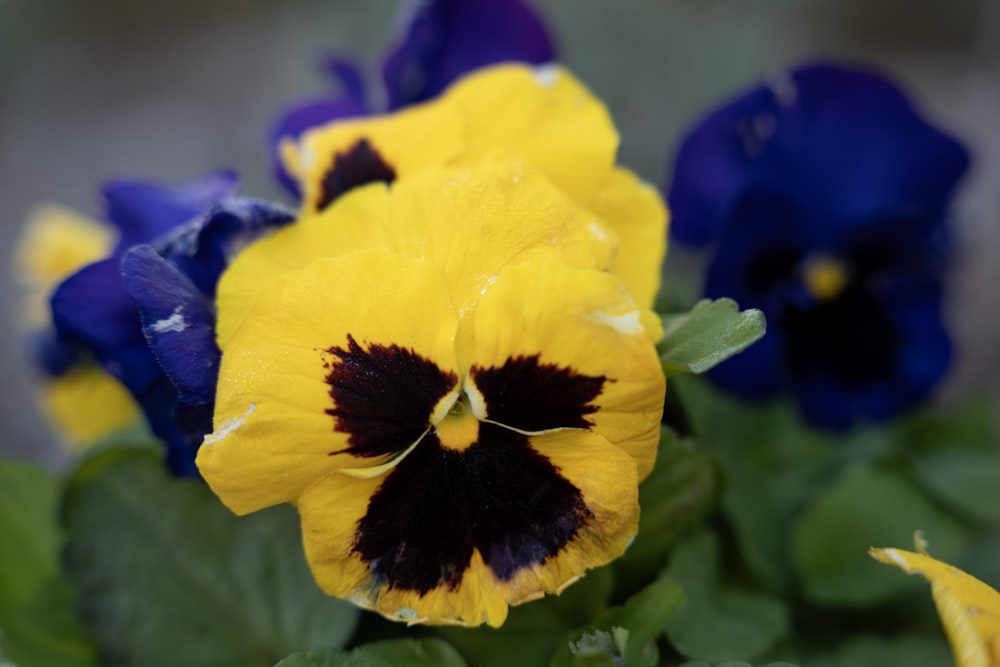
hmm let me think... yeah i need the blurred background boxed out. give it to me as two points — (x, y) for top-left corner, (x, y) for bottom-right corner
(1, 0), (998, 462)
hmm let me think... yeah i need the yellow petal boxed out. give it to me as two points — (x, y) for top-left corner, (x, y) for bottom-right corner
(214, 182), (394, 345)
(468, 257), (664, 480)
(448, 64), (619, 205)
(284, 99), (465, 216)
(216, 162), (613, 348)
(197, 251), (460, 515)
(42, 366), (138, 447)
(870, 536), (1000, 667)
(589, 167), (669, 316)
(494, 429), (639, 608)
(14, 205), (115, 325)
(296, 427), (637, 628)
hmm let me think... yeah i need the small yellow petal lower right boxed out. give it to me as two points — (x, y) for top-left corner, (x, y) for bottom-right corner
(870, 536), (1000, 667)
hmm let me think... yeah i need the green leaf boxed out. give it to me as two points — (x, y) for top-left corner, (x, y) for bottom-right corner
(0, 461), (96, 667)
(808, 634), (951, 667)
(663, 531), (789, 663)
(437, 565), (615, 667)
(892, 395), (1000, 524)
(614, 426), (721, 593)
(61, 449), (360, 667)
(909, 448), (1000, 522)
(658, 299), (766, 377)
(551, 579), (684, 667)
(791, 464), (968, 606)
(953, 527), (1000, 596)
(893, 394), (997, 454)
(274, 638), (466, 667)
(670, 376), (838, 590)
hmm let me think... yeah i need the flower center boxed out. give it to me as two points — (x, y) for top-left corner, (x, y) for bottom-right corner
(801, 254), (849, 302)
(434, 396), (480, 452)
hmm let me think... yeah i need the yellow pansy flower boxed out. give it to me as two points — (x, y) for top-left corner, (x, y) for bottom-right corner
(13, 206), (137, 446)
(279, 63), (667, 313)
(216, 162), (625, 352)
(198, 166), (665, 627)
(870, 534), (1000, 667)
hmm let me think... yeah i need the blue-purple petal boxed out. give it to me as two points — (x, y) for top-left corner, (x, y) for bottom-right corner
(703, 188), (809, 307)
(668, 62), (970, 249)
(27, 329), (84, 378)
(153, 198), (295, 297)
(667, 84), (778, 247)
(382, 0), (555, 109)
(121, 245), (219, 407)
(138, 378), (202, 478)
(319, 54), (369, 103)
(50, 258), (161, 395)
(103, 169), (241, 252)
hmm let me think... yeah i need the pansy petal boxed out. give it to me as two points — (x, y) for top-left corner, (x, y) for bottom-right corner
(793, 276), (951, 428)
(667, 82), (778, 247)
(154, 197), (295, 298)
(50, 258), (161, 395)
(668, 62), (969, 248)
(468, 257), (664, 479)
(216, 163), (612, 347)
(103, 169), (240, 251)
(702, 188), (809, 307)
(269, 97), (370, 198)
(198, 251), (460, 514)
(493, 428), (639, 607)
(283, 97), (465, 215)
(14, 205), (114, 295)
(448, 64), (618, 205)
(42, 365), (137, 446)
(27, 331), (83, 378)
(776, 63), (969, 244)
(381, 0), (555, 109)
(121, 245), (219, 406)
(882, 277), (951, 399)
(319, 55), (368, 103)
(871, 541), (1000, 667)
(297, 426), (636, 627)
(589, 166), (669, 312)
(214, 185), (392, 346)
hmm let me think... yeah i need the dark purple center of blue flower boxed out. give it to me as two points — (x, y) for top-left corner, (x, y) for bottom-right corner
(317, 138), (397, 211)
(743, 242), (902, 389)
(781, 285), (900, 386)
(322, 337), (605, 593)
(742, 243), (904, 387)
(744, 245), (803, 299)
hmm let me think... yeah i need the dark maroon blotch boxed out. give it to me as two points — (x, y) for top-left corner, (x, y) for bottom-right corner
(316, 138), (397, 210)
(325, 335), (457, 459)
(350, 423), (591, 595)
(471, 355), (605, 432)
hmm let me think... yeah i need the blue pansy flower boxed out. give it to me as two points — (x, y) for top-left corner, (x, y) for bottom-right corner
(269, 0), (554, 197)
(666, 62), (970, 428)
(49, 172), (293, 474)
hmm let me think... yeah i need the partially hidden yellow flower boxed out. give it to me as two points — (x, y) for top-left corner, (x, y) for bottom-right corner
(198, 159), (666, 626)
(273, 63), (667, 318)
(870, 533), (1000, 667)
(13, 206), (137, 445)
